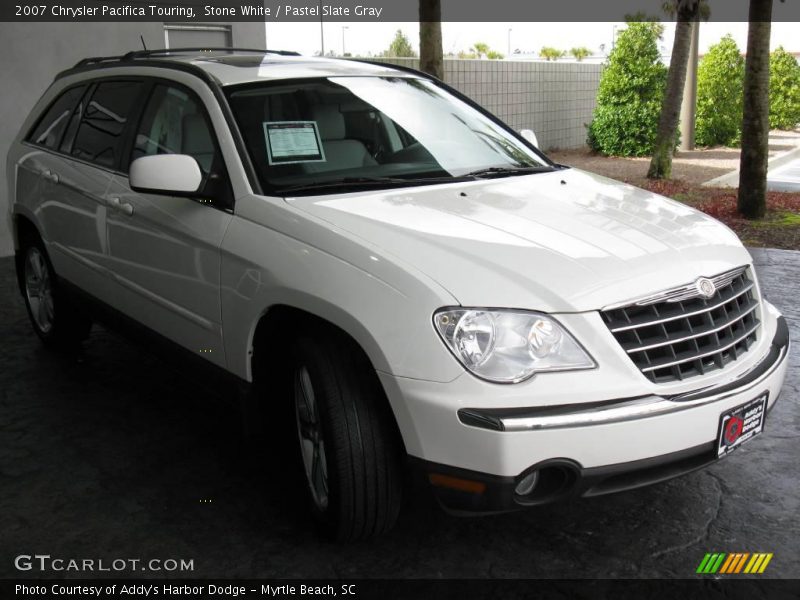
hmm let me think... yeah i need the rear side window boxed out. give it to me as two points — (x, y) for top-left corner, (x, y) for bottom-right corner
(28, 86), (86, 149)
(72, 81), (143, 169)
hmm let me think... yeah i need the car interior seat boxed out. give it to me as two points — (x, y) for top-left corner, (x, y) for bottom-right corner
(304, 104), (377, 173)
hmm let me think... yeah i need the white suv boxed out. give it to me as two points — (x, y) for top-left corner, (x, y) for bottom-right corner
(8, 49), (789, 540)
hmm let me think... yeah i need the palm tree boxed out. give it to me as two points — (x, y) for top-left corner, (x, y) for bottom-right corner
(471, 42), (490, 59)
(738, 0), (775, 219)
(647, 1), (708, 179)
(570, 47), (591, 62)
(419, 0), (443, 78)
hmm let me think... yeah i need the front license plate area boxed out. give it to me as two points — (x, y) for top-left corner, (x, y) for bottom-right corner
(717, 393), (768, 457)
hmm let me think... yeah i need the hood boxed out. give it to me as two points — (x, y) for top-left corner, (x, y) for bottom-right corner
(287, 168), (751, 312)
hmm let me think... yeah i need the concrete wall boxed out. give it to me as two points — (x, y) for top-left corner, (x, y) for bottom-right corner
(0, 22), (265, 258)
(381, 58), (602, 151)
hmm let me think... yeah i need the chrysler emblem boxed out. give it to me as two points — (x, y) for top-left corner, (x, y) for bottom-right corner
(695, 277), (716, 299)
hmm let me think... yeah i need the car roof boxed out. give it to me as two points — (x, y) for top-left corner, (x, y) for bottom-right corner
(61, 49), (419, 86)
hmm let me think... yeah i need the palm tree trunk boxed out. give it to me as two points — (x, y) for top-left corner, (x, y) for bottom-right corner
(647, 2), (698, 180)
(419, 0), (443, 79)
(738, 0), (773, 219)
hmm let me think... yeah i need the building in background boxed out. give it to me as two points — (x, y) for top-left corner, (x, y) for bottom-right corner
(0, 21), (265, 257)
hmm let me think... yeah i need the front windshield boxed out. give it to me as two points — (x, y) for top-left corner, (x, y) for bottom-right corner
(224, 76), (551, 194)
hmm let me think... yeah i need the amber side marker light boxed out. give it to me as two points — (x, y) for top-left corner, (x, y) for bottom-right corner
(428, 473), (487, 494)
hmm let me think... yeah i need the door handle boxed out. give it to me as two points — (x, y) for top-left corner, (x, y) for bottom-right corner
(107, 197), (134, 216)
(41, 169), (59, 184)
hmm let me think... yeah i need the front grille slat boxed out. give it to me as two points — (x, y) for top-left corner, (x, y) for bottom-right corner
(622, 301), (758, 353)
(607, 280), (754, 332)
(639, 320), (760, 373)
(602, 267), (761, 384)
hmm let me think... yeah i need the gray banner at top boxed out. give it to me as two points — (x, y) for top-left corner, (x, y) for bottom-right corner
(2, 0), (798, 22)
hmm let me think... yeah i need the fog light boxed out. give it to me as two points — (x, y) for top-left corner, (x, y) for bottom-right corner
(515, 470), (539, 496)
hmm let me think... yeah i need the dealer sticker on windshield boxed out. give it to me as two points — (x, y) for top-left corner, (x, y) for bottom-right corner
(717, 393), (767, 457)
(264, 121), (326, 165)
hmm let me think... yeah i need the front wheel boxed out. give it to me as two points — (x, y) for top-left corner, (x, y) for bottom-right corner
(290, 333), (403, 541)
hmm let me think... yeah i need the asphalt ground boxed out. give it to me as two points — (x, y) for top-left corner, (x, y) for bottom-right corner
(0, 249), (798, 580)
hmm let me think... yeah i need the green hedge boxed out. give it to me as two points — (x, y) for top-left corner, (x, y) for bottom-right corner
(769, 47), (800, 130)
(587, 22), (667, 156)
(696, 35), (745, 147)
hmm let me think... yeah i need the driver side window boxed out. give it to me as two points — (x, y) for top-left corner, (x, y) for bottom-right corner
(133, 85), (214, 172)
(132, 84), (232, 208)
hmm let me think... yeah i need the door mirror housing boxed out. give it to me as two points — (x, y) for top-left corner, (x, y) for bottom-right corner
(519, 129), (539, 148)
(129, 154), (203, 196)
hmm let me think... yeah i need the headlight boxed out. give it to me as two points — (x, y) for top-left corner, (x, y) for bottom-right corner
(433, 308), (595, 383)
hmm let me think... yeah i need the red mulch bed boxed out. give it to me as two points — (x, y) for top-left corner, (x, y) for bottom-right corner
(637, 180), (800, 250)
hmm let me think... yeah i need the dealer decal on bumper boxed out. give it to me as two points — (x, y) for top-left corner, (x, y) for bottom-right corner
(717, 393), (767, 457)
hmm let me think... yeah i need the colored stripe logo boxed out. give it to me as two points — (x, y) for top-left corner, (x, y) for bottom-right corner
(696, 553), (773, 574)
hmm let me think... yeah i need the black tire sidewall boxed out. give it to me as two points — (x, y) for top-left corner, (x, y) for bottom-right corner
(289, 332), (402, 541)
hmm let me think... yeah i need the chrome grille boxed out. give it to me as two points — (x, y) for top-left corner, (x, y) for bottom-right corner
(601, 267), (760, 383)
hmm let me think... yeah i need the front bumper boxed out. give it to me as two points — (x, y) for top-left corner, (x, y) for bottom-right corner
(380, 314), (789, 513)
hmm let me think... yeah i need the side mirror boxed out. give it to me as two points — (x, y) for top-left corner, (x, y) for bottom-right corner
(520, 129), (539, 148)
(130, 154), (203, 196)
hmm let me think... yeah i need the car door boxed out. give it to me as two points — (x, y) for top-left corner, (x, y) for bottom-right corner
(104, 82), (234, 368)
(17, 82), (134, 299)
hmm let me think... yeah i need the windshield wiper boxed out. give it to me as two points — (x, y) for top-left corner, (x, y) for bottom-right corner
(277, 175), (466, 195)
(462, 165), (557, 178)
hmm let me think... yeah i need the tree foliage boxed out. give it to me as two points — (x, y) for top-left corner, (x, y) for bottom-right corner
(569, 47), (591, 61)
(459, 42), (503, 60)
(381, 29), (417, 58)
(471, 42), (490, 58)
(769, 46), (800, 130)
(695, 35), (745, 147)
(540, 47), (566, 61)
(587, 22), (668, 156)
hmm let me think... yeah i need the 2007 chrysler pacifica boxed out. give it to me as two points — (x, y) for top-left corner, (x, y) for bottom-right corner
(8, 49), (789, 540)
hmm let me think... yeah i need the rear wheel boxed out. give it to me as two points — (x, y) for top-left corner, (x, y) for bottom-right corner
(20, 236), (91, 347)
(290, 333), (403, 541)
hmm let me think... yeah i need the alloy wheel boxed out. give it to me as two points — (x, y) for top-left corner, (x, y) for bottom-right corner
(294, 365), (329, 510)
(24, 247), (54, 334)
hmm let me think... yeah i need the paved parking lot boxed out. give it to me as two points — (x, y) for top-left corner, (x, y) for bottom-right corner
(1, 250), (798, 579)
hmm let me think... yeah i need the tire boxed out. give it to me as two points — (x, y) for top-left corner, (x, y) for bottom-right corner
(290, 332), (403, 541)
(19, 235), (91, 347)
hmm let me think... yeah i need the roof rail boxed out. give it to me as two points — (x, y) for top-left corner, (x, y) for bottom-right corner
(72, 47), (300, 68)
(73, 55), (128, 68)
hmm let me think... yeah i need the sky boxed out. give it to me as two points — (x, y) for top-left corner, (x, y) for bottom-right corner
(264, 21), (800, 59)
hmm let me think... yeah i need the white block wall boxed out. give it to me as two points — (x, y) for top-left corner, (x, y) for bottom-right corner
(380, 58), (602, 151)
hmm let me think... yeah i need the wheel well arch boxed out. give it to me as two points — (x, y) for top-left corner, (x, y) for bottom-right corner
(250, 304), (406, 453)
(13, 213), (41, 246)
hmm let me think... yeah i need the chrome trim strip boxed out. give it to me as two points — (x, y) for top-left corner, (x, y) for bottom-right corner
(603, 266), (748, 311)
(492, 343), (787, 432)
(624, 302), (759, 354)
(639, 320), (760, 372)
(609, 282), (754, 332)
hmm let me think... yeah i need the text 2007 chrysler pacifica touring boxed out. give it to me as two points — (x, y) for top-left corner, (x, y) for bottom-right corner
(8, 49), (789, 540)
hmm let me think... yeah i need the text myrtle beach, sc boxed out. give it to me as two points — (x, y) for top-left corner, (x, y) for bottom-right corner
(39, 3), (384, 19)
